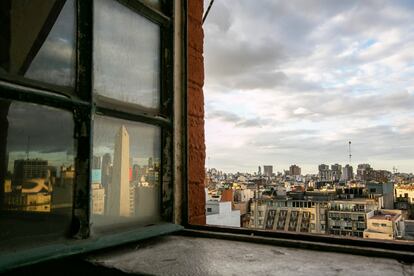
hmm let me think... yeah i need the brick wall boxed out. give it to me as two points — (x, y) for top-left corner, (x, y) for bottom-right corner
(187, 0), (206, 225)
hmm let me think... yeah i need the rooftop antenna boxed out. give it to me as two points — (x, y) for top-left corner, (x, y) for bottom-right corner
(202, 0), (215, 25)
(26, 136), (30, 159)
(348, 141), (352, 164)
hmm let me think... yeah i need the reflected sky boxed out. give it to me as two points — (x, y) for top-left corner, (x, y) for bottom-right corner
(24, 0), (76, 87)
(93, 0), (160, 110)
(5, 100), (75, 172)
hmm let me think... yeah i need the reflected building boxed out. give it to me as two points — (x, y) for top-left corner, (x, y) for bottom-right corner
(107, 125), (131, 217)
(101, 153), (112, 190)
(13, 159), (48, 187)
(4, 178), (51, 212)
(59, 165), (74, 187)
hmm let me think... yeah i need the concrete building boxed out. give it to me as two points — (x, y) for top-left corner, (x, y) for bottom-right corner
(318, 164), (331, 181)
(395, 185), (414, 218)
(263, 165), (273, 177)
(356, 164), (372, 181)
(367, 182), (394, 209)
(363, 209), (404, 240)
(107, 125), (131, 217)
(13, 159), (48, 187)
(289, 164), (301, 176)
(331, 164), (342, 181)
(59, 166), (75, 187)
(101, 153), (112, 190)
(91, 183), (105, 215)
(91, 167), (105, 215)
(206, 190), (240, 227)
(395, 185), (414, 204)
(249, 198), (328, 234)
(4, 178), (51, 212)
(327, 199), (379, 238)
(341, 164), (353, 181)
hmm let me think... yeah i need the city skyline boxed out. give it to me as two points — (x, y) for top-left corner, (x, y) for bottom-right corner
(204, 0), (414, 174)
(206, 161), (413, 176)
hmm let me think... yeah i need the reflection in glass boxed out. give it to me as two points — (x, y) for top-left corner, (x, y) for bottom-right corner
(0, 0), (76, 87)
(92, 116), (161, 228)
(142, 0), (161, 10)
(93, 0), (160, 110)
(0, 99), (75, 250)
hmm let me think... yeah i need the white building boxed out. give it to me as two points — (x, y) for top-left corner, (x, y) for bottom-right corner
(206, 201), (240, 227)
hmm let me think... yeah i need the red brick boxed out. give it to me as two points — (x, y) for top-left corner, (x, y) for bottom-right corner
(188, 86), (204, 117)
(188, 0), (203, 21)
(188, 0), (205, 225)
(188, 17), (204, 52)
(189, 215), (206, 225)
(188, 49), (204, 86)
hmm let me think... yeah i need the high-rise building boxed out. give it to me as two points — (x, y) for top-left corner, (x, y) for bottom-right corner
(289, 164), (301, 176)
(357, 164), (372, 181)
(258, 166), (261, 175)
(107, 125), (131, 217)
(13, 159), (48, 186)
(342, 164), (353, 181)
(263, 165), (273, 177)
(91, 183), (105, 215)
(331, 164), (342, 181)
(101, 153), (112, 190)
(91, 157), (105, 215)
(92, 156), (102, 169)
(318, 164), (330, 181)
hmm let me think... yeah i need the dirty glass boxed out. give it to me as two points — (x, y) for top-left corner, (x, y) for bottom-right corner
(142, 0), (161, 10)
(0, 99), (75, 251)
(91, 115), (161, 228)
(93, 0), (160, 111)
(0, 0), (76, 88)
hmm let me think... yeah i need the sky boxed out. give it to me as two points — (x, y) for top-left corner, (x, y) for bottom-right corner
(6, 101), (75, 171)
(203, 0), (414, 174)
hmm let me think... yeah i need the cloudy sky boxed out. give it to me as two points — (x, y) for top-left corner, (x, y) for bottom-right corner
(203, 0), (414, 174)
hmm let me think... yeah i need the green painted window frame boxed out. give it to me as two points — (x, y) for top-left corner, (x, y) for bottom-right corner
(0, 0), (184, 272)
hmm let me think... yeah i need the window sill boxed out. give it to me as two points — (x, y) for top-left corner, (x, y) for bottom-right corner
(0, 223), (183, 272)
(183, 225), (414, 262)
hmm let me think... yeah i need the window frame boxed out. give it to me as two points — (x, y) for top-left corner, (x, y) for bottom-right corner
(0, 0), (187, 271)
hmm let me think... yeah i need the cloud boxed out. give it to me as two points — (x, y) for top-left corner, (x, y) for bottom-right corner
(204, 1), (414, 173)
(5, 101), (75, 160)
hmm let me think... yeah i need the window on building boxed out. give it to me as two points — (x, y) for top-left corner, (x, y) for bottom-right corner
(0, 0), (182, 270)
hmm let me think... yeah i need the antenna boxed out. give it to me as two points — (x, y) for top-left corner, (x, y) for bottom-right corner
(26, 136), (30, 159)
(348, 141), (352, 164)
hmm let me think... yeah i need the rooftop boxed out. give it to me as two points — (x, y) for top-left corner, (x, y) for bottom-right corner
(370, 214), (400, 222)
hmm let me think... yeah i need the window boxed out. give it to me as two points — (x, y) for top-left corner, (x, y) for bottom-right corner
(197, 0), (414, 258)
(0, 0), (184, 271)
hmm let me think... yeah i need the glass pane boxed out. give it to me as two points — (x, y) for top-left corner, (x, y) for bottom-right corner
(91, 115), (161, 228)
(142, 0), (161, 10)
(93, 0), (160, 110)
(0, 0), (76, 87)
(0, 99), (75, 252)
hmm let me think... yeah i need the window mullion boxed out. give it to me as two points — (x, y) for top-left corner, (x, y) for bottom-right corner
(72, 0), (93, 238)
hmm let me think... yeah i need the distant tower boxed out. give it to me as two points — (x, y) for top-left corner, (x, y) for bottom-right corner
(101, 153), (112, 190)
(258, 166), (261, 175)
(348, 141), (352, 164)
(107, 125), (130, 217)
